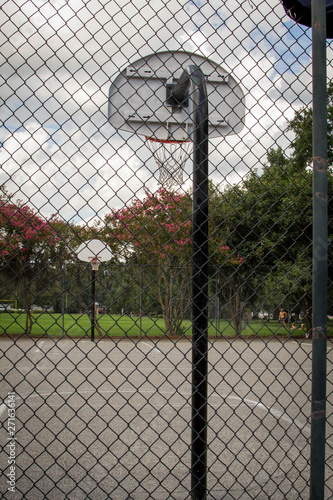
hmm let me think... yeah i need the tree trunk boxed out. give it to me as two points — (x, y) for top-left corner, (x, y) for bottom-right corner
(302, 293), (312, 337)
(152, 263), (191, 336)
(219, 273), (246, 337)
(25, 306), (33, 335)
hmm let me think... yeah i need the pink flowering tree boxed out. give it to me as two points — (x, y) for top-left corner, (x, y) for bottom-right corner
(104, 188), (192, 335)
(104, 187), (243, 336)
(0, 190), (60, 334)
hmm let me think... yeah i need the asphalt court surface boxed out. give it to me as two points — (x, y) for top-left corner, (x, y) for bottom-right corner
(1, 336), (333, 499)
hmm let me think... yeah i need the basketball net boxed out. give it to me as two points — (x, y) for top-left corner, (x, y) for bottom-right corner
(145, 137), (193, 188)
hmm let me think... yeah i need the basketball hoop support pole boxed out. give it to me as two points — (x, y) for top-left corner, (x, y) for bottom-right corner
(172, 65), (209, 499)
(91, 267), (96, 342)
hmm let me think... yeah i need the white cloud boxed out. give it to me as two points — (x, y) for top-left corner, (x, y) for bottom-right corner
(0, 0), (329, 222)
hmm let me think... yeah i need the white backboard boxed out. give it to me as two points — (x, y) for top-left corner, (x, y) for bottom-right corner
(77, 240), (112, 264)
(108, 51), (245, 142)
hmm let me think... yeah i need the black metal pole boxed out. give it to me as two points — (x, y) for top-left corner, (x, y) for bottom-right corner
(191, 66), (209, 500)
(172, 65), (209, 499)
(310, 0), (328, 497)
(140, 265), (143, 339)
(91, 268), (96, 341)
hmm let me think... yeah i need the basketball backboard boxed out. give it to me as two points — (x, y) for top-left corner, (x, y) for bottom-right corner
(77, 240), (112, 267)
(108, 51), (245, 142)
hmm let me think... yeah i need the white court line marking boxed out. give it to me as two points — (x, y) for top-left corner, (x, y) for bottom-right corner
(227, 395), (309, 430)
(291, 341), (312, 347)
(0, 395), (22, 418)
(217, 394), (333, 447)
(142, 341), (162, 354)
(34, 340), (45, 353)
(22, 387), (181, 399)
(291, 340), (333, 350)
(19, 388), (333, 447)
(13, 387), (333, 447)
(0, 403), (8, 418)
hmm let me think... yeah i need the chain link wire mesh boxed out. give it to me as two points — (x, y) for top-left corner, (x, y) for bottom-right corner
(0, 0), (333, 498)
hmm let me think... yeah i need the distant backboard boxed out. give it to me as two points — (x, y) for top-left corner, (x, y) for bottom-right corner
(77, 240), (112, 264)
(108, 51), (245, 142)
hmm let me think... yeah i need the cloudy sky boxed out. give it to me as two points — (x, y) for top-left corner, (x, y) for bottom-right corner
(0, 0), (332, 223)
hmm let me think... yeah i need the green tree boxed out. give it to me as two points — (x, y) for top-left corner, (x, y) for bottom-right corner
(48, 218), (92, 314)
(213, 85), (333, 335)
(288, 81), (333, 171)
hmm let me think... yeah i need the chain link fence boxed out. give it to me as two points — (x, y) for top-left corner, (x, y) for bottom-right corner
(0, 0), (333, 498)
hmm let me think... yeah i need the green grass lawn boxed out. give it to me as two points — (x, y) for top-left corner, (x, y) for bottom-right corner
(2, 312), (330, 338)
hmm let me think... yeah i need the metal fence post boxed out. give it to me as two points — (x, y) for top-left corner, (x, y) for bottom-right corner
(310, 0), (328, 497)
